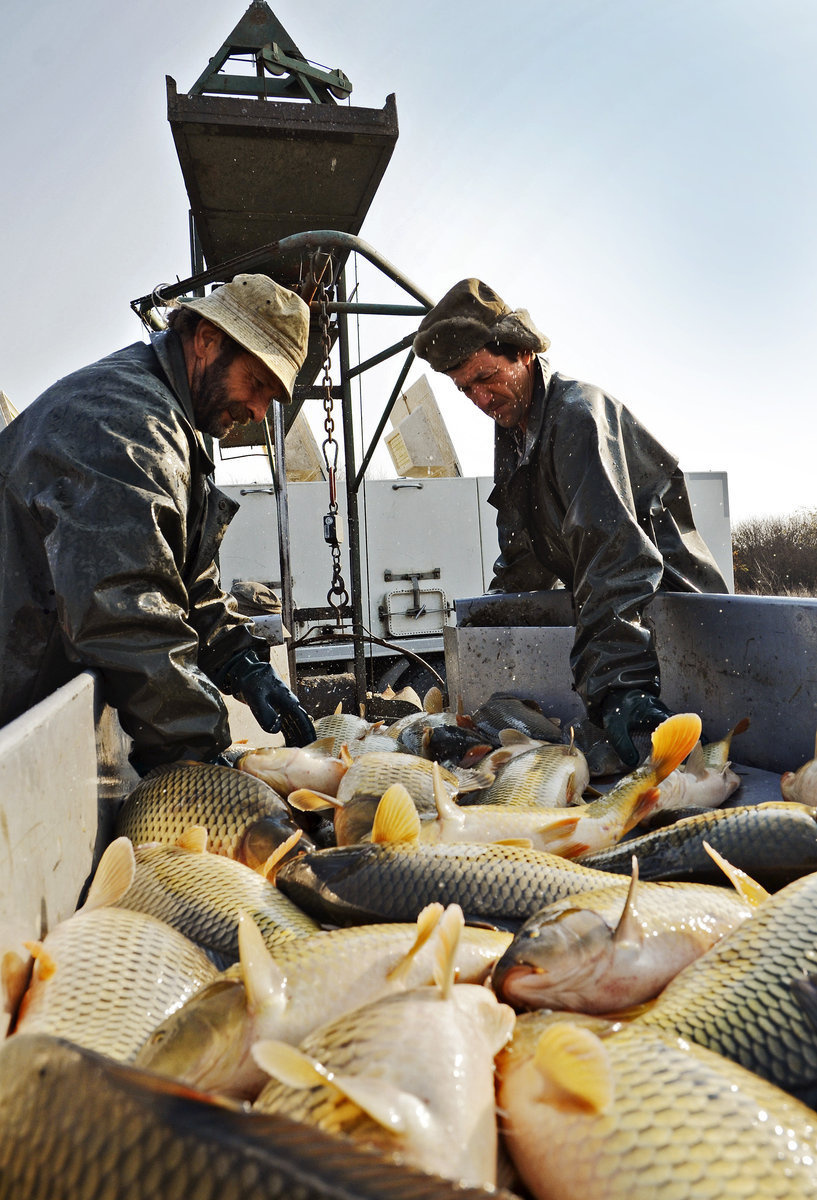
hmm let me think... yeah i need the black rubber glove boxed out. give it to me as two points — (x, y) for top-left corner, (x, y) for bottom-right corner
(217, 650), (316, 746)
(600, 689), (673, 770)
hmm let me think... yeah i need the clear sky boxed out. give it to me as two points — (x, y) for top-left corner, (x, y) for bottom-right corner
(1, 0), (815, 524)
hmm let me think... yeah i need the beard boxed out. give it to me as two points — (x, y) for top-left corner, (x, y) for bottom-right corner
(190, 354), (252, 439)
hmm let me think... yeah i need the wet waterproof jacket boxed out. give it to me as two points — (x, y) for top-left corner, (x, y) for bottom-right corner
(488, 357), (727, 722)
(0, 331), (259, 770)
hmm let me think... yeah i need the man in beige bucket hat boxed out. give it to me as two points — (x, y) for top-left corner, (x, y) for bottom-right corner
(415, 278), (728, 771)
(0, 272), (316, 773)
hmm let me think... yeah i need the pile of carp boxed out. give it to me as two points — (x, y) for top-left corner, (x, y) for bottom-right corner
(3, 689), (817, 1200)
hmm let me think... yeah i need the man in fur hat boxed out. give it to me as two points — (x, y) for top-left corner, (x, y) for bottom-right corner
(413, 278), (727, 768)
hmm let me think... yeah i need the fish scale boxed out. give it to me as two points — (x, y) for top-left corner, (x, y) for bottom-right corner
(117, 843), (320, 958)
(635, 869), (817, 1091)
(115, 761), (304, 864)
(13, 906), (217, 1062)
(498, 1012), (817, 1199)
(471, 742), (589, 807)
(0, 1034), (520, 1200)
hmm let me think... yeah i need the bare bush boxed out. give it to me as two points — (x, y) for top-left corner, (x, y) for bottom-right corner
(732, 509), (817, 596)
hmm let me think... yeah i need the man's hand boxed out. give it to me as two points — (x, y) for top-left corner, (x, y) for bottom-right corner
(217, 650), (316, 746)
(600, 689), (673, 770)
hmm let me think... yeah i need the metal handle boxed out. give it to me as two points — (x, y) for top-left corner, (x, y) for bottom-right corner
(239, 487), (275, 495)
(391, 480), (424, 490)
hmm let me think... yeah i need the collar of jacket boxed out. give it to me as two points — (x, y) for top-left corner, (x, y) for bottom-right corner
(494, 354), (552, 477)
(149, 329), (215, 472)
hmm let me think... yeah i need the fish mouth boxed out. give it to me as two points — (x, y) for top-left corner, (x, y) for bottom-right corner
(492, 963), (550, 1008)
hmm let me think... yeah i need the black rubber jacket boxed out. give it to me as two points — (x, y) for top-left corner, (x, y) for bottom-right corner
(488, 358), (727, 721)
(0, 331), (259, 769)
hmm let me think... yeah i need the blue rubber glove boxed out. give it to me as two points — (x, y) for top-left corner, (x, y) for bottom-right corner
(600, 689), (673, 770)
(217, 650), (316, 747)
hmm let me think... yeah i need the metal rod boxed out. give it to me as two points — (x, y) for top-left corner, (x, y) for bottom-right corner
(354, 349), (416, 491)
(346, 331), (417, 379)
(265, 409), (298, 689)
(132, 230), (435, 314)
(322, 303), (426, 316)
(336, 269), (369, 710)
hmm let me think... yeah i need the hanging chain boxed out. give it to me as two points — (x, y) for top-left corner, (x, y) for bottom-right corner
(318, 279), (350, 621)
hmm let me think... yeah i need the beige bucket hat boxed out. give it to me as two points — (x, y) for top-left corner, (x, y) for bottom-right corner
(179, 274), (310, 402)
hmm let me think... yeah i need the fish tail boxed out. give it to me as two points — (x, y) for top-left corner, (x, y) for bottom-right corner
(648, 713), (702, 783)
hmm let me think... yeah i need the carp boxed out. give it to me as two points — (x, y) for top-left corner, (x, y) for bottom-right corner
(491, 856), (753, 1013)
(0, 1033), (518, 1200)
(134, 904), (510, 1101)
(117, 830), (320, 960)
(252, 906), (515, 1188)
(496, 1012), (817, 1199)
(236, 740), (348, 797)
(115, 761), (309, 870)
(781, 730), (817, 804)
(12, 839), (216, 1061)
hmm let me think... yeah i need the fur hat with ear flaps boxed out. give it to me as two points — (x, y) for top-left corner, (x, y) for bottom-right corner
(413, 278), (550, 372)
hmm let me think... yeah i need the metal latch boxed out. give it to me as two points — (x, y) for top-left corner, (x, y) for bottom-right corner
(383, 569), (441, 619)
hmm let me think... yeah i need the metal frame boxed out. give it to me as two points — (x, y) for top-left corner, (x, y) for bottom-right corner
(131, 229), (434, 712)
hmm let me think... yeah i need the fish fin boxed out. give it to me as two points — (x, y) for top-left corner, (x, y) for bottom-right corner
(454, 758), (497, 793)
(554, 841), (591, 859)
(23, 940), (57, 981)
(252, 1040), (327, 1089)
(432, 904), (464, 998)
(423, 686), (444, 714)
(287, 788), (338, 812)
(730, 716), (751, 739)
(537, 815), (581, 840)
(237, 912), (287, 1015)
(648, 713), (703, 783)
(702, 841), (770, 907)
(321, 1073), (430, 1137)
(371, 785), (421, 845)
(308, 736), (338, 756)
(533, 1023), (614, 1114)
(457, 744), (494, 768)
(339, 744), (354, 769)
(333, 702), (343, 715)
(613, 858), (644, 949)
(386, 903), (446, 983)
(432, 762), (462, 822)
(684, 741), (707, 780)
(494, 837), (535, 848)
(582, 785), (603, 799)
(482, 748), (515, 771)
(260, 829), (303, 881)
(176, 825), (209, 853)
(629, 785), (661, 828)
(498, 729), (540, 749)
(81, 837), (136, 911)
(455, 713), (478, 729)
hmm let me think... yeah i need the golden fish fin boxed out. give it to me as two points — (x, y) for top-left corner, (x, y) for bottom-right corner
(494, 837), (535, 848)
(339, 744), (354, 769)
(287, 788), (338, 812)
(554, 841), (591, 859)
(533, 1023), (614, 1114)
(393, 686), (423, 710)
(482, 747), (515, 770)
(260, 829), (303, 882)
(334, 702), (343, 715)
(684, 741), (707, 780)
(237, 912), (287, 1015)
(648, 713), (703, 783)
(320, 1072), (430, 1136)
(431, 903), (464, 998)
(386, 903), (445, 983)
(81, 837), (136, 911)
(371, 785), (421, 845)
(432, 762), (461, 821)
(537, 814), (581, 839)
(176, 825), (209, 853)
(423, 686), (444, 714)
(613, 857), (645, 948)
(252, 1040), (327, 1089)
(702, 841), (770, 907)
(23, 940), (57, 981)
